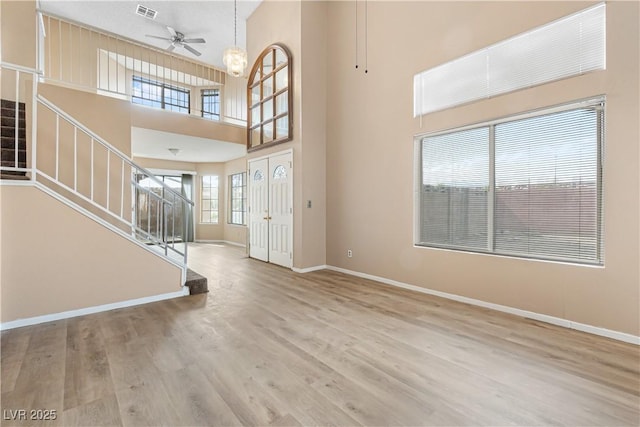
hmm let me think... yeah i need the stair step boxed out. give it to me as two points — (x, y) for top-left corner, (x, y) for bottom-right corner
(1, 117), (26, 128)
(185, 269), (208, 295)
(1, 150), (27, 162)
(1, 128), (27, 139)
(0, 99), (25, 110)
(1, 136), (26, 149)
(0, 171), (29, 180)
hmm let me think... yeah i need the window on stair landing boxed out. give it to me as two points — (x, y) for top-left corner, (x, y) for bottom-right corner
(201, 88), (221, 120)
(200, 175), (219, 224)
(132, 76), (190, 114)
(416, 98), (604, 265)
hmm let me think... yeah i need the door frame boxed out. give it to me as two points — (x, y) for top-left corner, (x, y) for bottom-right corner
(247, 148), (294, 268)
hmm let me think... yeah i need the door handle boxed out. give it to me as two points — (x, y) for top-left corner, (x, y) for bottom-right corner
(263, 216), (272, 220)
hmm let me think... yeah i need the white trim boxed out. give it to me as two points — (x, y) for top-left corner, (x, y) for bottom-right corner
(0, 289), (187, 331)
(325, 265), (640, 346)
(246, 147), (293, 163)
(222, 240), (246, 248)
(292, 265), (328, 274)
(0, 179), (34, 187)
(414, 96), (605, 141)
(146, 168), (197, 176)
(195, 240), (246, 248)
(412, 244), (605, 269)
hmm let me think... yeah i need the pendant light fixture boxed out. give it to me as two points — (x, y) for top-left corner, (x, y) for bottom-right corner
(222, 0), (248, 77)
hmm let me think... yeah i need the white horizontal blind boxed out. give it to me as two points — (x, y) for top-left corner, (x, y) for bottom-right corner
(413, 3), (605, 117)
(417, 99), (604, 265)
(420, 127), (489, 250)
(494, 107), (603, 263)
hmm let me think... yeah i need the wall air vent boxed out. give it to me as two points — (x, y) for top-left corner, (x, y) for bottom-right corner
(135, 4), (158, 20)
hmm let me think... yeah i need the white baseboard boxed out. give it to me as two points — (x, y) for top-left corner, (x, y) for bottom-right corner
(0, 289), (188, 331)
(292, 265), (328, 274)
(325, 265), (640, 346)
(195, 240), (246, 248)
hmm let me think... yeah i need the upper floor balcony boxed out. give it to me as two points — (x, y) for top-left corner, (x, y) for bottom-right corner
(38, 13), (248, 128)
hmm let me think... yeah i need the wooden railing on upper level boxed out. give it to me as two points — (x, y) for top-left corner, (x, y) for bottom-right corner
(38, 12), (248, 125)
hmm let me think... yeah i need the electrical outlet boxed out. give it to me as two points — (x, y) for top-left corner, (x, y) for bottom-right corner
(347, 249), (353, 258)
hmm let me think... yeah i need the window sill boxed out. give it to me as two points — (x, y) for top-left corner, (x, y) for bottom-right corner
(413, 244), (604, 268)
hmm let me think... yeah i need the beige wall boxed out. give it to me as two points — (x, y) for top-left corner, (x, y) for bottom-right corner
(247, 0), (327, 269)
(0, 185), (182, 323)
(134, 157), (197, 173)
(1, 0), (36, 69)
(247, 0), (303, 263)
(299, 1), (327, 268)
(37, 83), (133, 224)
(39, 83), (131, 155)
(324, 1), (639, 335)
(131, 104), (245, 144)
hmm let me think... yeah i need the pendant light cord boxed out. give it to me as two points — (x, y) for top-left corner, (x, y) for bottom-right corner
(355, 0), (358, 69)
(364, 0), (368, 74)
(234, 0), (237, 47)
(355, 0), (369, 74)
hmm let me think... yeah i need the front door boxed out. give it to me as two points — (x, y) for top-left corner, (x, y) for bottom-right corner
(268, 153), (293, 268)
(248, 158), (268, 262)
(248, 151), (293, 268)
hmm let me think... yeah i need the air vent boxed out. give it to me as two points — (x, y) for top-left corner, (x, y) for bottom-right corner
(135, 4), (158, 20)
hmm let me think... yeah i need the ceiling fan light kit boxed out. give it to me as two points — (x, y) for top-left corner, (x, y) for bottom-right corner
(146, 25), (206, 57)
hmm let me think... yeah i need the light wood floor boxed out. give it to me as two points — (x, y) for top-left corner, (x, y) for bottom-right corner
(2, 243), (639, 426)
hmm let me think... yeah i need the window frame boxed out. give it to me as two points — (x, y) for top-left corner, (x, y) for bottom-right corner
(200, 175), (219, 224)
(201, 88), (221, 120)
(414, 97), (605, 265)
(132, 76), (190, 114)
(247, 43), (293, 152)
(228, 172), (247, 226)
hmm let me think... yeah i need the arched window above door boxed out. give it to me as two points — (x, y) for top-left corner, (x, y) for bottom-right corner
(247, 44), (293, 151)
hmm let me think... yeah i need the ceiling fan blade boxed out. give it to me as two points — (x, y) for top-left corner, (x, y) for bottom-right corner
(166, 26), (177, 38)
(183, 44), (201, 56)
(167, 44), (176, 52)
(183, 38), (206, 44)
(146, 35), (172, 41)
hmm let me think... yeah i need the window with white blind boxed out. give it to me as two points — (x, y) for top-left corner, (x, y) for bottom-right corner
(417, 99), (604, 265)
(413, 3), (605, 116)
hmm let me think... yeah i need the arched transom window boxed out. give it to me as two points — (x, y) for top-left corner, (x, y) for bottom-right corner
(247, 44), (293, 151)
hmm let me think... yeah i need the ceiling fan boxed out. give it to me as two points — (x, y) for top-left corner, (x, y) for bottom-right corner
(146, 26), (206, 56)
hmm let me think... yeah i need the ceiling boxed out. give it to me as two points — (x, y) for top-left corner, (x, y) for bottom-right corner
(131, 127), (246, 163)
(39, 1), (258, 163)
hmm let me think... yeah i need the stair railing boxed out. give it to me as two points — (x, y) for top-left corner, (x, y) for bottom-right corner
(0, 62), (39, 176)
(35, 94), (193, 267)
(1, 62), (193, 273)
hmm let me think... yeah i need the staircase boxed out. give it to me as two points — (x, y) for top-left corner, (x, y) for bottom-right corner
(0, 99), (28, 179)
(1, 62), (207, 297)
